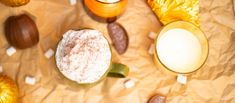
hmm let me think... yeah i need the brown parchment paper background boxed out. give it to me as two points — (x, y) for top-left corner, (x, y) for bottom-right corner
(0, 0), (235, 103)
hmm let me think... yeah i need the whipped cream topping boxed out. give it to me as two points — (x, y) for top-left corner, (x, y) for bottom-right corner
(56, 30), (111, 83)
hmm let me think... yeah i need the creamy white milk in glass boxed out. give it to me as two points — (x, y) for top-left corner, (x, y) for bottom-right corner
(156, 28), (202, 73)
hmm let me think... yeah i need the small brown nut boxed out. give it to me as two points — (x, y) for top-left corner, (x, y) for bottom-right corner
(107, 22), (128, 54)
(148, 94), (166, 103)
(4, 14), (39, 49)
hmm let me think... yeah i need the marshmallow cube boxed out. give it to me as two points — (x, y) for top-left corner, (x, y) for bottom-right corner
(177, 74), (187, 84)
(6, 46), (16, 56)
(124, 79), (135, 89)
(25, 76), (36, 85)
(44, 49), (54, 59)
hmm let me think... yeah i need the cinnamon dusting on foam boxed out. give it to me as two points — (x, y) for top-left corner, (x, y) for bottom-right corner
(56, 30), (111, 83)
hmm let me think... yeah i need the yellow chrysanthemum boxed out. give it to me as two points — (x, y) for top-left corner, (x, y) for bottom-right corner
(148, 0), (199, 26)
(0, 75), (18, 103)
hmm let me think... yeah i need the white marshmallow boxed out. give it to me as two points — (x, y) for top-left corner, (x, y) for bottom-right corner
(69, 0), (77, 5)
(44, 48), (54, 59)
(6, 46), (16, 56)
(0, 65), (3, 73)
(124, 79), (135, 89)
(177, 74), (187, 84)
(148, 44), (155, 55)
(25, 76), (36, 85)
(148, 31), (157, 40)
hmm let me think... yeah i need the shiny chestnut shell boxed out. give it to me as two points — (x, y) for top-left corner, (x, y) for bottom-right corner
(4, 14), (39, 49)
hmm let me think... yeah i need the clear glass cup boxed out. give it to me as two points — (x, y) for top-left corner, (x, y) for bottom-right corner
(153, 21), (209, 74)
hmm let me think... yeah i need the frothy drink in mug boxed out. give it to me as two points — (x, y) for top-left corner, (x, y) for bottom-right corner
(56, 30), (112, 84)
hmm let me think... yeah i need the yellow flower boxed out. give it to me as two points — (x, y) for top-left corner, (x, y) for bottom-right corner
(148, 0), (199, 26)
(0, 75), (18, 103)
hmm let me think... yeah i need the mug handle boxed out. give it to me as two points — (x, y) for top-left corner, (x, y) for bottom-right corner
(107, 63), (129, 78)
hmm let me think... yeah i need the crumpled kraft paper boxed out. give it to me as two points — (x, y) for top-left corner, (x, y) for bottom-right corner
(0, 0), (234, 103)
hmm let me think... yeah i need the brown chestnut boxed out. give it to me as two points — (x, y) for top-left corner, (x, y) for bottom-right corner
(107, 22), (129, 54)
(148, 94), (166, 103)
(4, 14), (39, 49)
